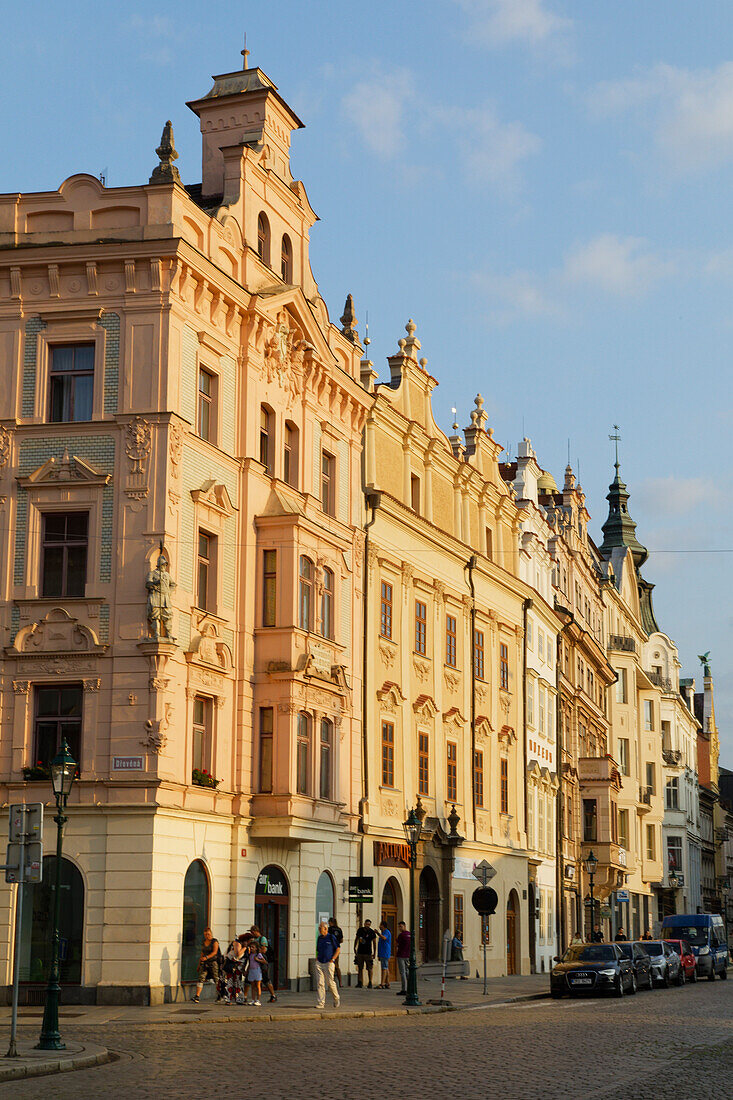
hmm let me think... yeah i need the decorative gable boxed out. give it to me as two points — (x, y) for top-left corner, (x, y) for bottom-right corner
(20, 449), (111, 488)
(190, 480), (236, 516)
(413, 693), (438, 721)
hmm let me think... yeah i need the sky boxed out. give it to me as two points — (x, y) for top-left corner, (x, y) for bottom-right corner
(2, 0), (733, 755)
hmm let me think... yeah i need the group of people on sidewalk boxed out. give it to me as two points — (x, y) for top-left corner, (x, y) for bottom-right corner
(315, 918), (415, 1008)
(193, 925), (278, 1006)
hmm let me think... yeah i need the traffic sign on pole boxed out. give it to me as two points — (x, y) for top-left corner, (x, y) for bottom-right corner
(472, 860), (497, 886)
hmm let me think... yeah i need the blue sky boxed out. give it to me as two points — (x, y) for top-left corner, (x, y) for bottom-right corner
(3, 0), (733, 755)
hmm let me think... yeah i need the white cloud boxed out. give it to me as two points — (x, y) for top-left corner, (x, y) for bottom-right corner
(456, 0), (571, 48)
(589, 62), (733, 173)
(452, 105), (541, 188)
(470, 268), (560, 325)
(635, 477), (720, 518)
(562, 234), (674, 296)
(342, 71), (415, 159)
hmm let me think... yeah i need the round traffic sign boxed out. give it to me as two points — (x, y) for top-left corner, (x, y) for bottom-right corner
(471, 886), (498, 915)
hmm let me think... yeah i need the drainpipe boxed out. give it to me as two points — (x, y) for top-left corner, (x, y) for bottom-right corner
(359, 489), (380, 885)
(466, 555), (478, 843)
(522, 596), (532, 966)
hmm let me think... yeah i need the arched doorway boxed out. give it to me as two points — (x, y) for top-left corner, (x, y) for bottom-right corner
(316, 871), (335, 928)
(181, 859), (209, 982)
(528, 883), (536, 973)
(419, 866), (440, 962)
(20, 856), (84, 985)
(381, 877), (401, 982)
(506, 890), (519, 975)
(255, 865), (289, 989)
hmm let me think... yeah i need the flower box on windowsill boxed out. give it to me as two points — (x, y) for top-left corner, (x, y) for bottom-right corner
(192, 769), (220, 790)
(22, 763), (50, 781)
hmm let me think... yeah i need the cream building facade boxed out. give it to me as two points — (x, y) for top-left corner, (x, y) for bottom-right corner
(0, 60), (371, 1002)
(361, 338), (533, 977)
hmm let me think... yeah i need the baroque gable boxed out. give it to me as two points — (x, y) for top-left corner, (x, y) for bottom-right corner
(20, 450), (111, 487)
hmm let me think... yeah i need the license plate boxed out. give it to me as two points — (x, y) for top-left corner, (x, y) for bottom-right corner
(572, 978), (593, 985)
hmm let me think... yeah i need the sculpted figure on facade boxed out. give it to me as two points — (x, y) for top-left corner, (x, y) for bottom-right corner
(146, 551), (177, 642)
(263, 310), (305, 399)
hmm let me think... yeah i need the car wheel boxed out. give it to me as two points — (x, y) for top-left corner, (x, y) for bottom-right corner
(689, 967), (697, 983)
(615, 975), (625, 998)
(648, 970), (654, 990)
(720, 966), (727, 980)
(677, 965), (685, 986)
(708, 966), (716, 982)
(662, 968), (671, 989)
(629, 973), (637, 995)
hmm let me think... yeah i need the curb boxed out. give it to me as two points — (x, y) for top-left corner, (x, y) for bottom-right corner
(0, 1044), (112, 1082)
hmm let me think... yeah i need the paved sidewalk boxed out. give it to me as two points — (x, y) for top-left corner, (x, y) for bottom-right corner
(0, 974), (549, 1029)
(0, 1040), (111, 1081)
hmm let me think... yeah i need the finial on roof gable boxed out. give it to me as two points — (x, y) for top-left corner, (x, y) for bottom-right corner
(149, 121), (181, 185)
(403, 318), (421, 360)
(340, 294), (358, 343)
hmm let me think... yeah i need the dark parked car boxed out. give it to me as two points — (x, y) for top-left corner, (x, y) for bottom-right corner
(664, 939), (697, 983)
(551, 943), (635, 998)
(616, 941), (653, 990)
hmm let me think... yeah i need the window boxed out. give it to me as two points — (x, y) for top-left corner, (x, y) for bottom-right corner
(645, 762), (655, 796)
(257, 211), (270, 265)
(644, 699), (654, 731)
(538, 890), (545, 944)
(263, 550), (277, 627)
(296, 712), (311, 795)
(281, 233), (292, 282)
(380, 581), (393, 639)
(500, 757), (508, 814)
(667, 835), (683, 873)
(283, 421), (298, 487)
(485, 527), (493, 561)
(418, 732), (429, 795)
(500, 643), (509, 691)
(645, 823), (656, 861)
(618, 738), (630, 776)
(446, 615), (457, 668)
(197, 530), (215, 611)
(526, 621), (533, 650)
(474, 630), (485, 680)
(527, 788), (534, 848)
(618, 808), (629, 850)
(539, 686), (546, 733)
(666, 777), (679, 810)
(260, 405), (274, 473)
(615, 668), (628, 704)
(415, 601), (427, 655)
(446, 742), (457, 802)
(320, 718), (333, 799)
(538, 631), (544, 661)
(538, 791), (545, 849)
(527, 679), (535, 726)
(321, 451), (335, 516)
(381, 721), (394, 787)
(258, 707), (273, 793)
(197, 367), (215, 441)
(473, 750), (484, 807)
(453, 894), (464, 943)
(41, 513), (88, 598)
(49, 344), (94, 422)
(583, 798), (597, 842)
(611, 801), (618, 844)
(34, 684), (82, 770)
(410, 474), (420, 512)
(298, 556), (314, 631)
(320, 567), (334, 639)
(192, 695), (212, 774)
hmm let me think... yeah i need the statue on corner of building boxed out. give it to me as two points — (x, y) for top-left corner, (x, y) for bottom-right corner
(146, 546), (176, 642)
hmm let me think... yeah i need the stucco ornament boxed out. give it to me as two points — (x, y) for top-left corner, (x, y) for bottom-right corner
(146, 550), (177, 642)
(263, 310), (306, 398)
(0, 426), (11, 468)
(125, 416), (152, 474)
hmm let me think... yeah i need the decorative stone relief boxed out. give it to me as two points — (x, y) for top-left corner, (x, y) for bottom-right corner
(278, 703), (299, 715)
(0, 426), (11, 469)
(12, 681), (29, 695)
(500, 692), (511, 716)
(382, 798), (400, 818)
(83, 678), (101, 692)
(263, 310), (306, 399)
(401, 562), (414, 587)
(433, 580), (445, 599)
(128, 693), (137, 705)
(169, 421), (183, 476)
(146, 551), (177, 642)
(149, 677), (169, 693)
(142, 719), (167, 754)
(125, 416), (152, 474)
(379, 641), (397, 670)
(413, 658), (430, 683)
(444, 670), (461, 692)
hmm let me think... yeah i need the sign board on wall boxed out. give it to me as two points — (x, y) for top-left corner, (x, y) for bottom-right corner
(112, 756), (144, 771)
(348, 876), (374, 903)
(373, 840), (409, 867)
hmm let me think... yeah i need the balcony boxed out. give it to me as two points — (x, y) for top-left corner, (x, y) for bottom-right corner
(578, 755), (621, 786)
(608, 633), (636, 654)
(662, 748), (682, 767)
(580, 840), (627, 873)
(638, 785), (652, 811)
(648, 670), (674, 693)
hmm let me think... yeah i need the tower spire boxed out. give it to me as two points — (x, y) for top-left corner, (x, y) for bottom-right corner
(610, 423), (621, 471)
(241, 32), (250, 70)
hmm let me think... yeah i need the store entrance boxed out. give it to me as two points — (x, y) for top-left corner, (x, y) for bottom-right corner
(254, 865), (289, 989)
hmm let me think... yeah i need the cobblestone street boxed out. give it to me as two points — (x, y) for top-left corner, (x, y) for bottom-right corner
(3, 980), (731, 1099)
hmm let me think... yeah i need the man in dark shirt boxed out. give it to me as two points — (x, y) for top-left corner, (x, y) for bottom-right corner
(395, 921), (410, 994)
(328, 917), (344, 987)
(315, 921), (341, 1008)
(354, 919), (378, 988)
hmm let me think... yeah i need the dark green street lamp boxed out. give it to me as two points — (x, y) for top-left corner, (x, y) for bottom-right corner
(584, 850), (598, 941)
(402, 806), (422, 1007)
(36, 740), (77, 1051)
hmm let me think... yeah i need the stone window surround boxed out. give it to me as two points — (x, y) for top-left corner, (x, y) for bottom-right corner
(31, 315), (108, 424)
(19, 487), (104, 601)
(282, 704), (341, 803)
(11, 674), (102, 777)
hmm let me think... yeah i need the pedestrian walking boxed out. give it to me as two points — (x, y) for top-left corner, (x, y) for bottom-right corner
(377, 920), (392, 988)
(591, 926), (604, 943)
(250, 925), (277, 1002)
(328, 916), (344, 987)
(614, 927), (627, 942)
(395, 921), (410, 995)
(354, 918), (378, 987)
(315, 920), (341, 1009)
(192, 927), (220, 1003)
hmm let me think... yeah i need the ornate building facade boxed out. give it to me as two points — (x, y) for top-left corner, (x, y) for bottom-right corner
(0, 59), (370, 1001)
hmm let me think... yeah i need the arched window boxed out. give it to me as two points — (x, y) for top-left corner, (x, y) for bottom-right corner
(299, 556), (313, 631)
(316, 870), (335, 925)
(319, 717), (333, 799)
(297, 712), (311, 794)
(181, 859), (210, 981)
(260, 405), (274, 474)
(20, 857), (84, 984)
(283, 421), (299, 487)
(320, 567), (334, 639)
(257, 212), (271, 266)
(281, 234), (292, 282)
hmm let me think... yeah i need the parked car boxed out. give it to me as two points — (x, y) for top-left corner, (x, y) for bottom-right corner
(616, 941), (654, 990)
(640, 941), (682, 987)
(664, 939), (697, 983)
(660, 914), (728, 980)
(551, 943), (635, 998)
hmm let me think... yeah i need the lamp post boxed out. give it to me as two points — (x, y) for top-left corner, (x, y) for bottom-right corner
(584, 850), (598, 941)
(403, 807), (422, 1007)
(37, 740), (77, 1051)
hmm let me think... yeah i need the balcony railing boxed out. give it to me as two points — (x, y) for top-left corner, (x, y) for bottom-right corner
(648, 670), (674, 692)
(662, 748), (682, 767)
(608, 633), (636, 653)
